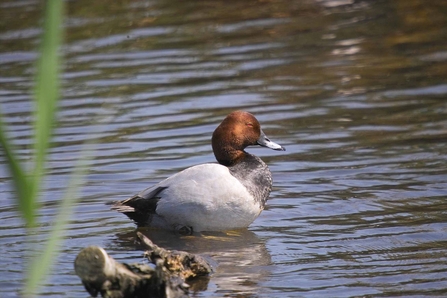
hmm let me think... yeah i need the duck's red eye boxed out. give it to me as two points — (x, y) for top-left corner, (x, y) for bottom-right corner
(246, 122), (253, 127)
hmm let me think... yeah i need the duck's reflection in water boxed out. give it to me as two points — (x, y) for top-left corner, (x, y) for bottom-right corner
(115, 228), (271, 296)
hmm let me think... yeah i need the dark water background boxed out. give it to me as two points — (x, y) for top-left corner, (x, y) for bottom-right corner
(1, 0), (447, 297)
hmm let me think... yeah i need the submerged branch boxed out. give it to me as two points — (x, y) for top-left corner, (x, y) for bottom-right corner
(74, 233), (212, 298)
(136, 232), (212, 280)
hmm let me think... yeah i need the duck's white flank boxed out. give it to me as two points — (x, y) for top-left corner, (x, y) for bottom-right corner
(144, 163), (263, 231)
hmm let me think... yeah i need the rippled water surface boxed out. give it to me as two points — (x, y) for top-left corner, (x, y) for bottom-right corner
(1, 0), (447, 297)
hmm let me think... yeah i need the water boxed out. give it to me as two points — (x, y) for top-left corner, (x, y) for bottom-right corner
(1, 0), (447, 297)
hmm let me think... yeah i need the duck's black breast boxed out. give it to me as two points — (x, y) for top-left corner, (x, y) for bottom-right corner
(228, 153), (273, 207)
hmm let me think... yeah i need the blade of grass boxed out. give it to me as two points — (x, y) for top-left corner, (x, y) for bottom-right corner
(0, 0), (95, 295)
(0, 114), (30, 211)
(28, 0), (64, 226)
(24, 143), (93, 296)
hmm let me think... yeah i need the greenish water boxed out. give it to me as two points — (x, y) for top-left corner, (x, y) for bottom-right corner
(1, 0), (447, 296)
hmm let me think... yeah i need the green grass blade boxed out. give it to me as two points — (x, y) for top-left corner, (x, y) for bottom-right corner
(29, 0), (64, 225)
(24, 145), (92, 296)
(0, 115), (30, 214)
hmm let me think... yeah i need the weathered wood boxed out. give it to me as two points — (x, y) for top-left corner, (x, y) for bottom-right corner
(74, 233), (212, 298)
(74, 245), (189, 298)
(136, 231), (212, 280)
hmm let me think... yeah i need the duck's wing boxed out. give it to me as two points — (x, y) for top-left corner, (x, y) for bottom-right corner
(111, 186), (167, 225)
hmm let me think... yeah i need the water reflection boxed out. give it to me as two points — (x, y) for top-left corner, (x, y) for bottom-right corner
(114, 228), (271, 296)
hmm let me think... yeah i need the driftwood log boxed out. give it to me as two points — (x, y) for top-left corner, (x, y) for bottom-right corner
(74, 232), (212, 298)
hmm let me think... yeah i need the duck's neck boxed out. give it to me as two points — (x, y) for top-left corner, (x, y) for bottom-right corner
(214, 147), (247, 167)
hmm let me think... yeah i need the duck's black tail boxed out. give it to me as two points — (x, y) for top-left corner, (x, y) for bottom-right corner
(111, 186), (166, 226)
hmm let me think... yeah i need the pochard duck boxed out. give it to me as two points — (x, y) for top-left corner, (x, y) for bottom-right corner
(112, 110), (285, 233)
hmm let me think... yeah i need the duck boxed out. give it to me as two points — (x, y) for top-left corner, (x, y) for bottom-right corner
(112, 110), (285, 233)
